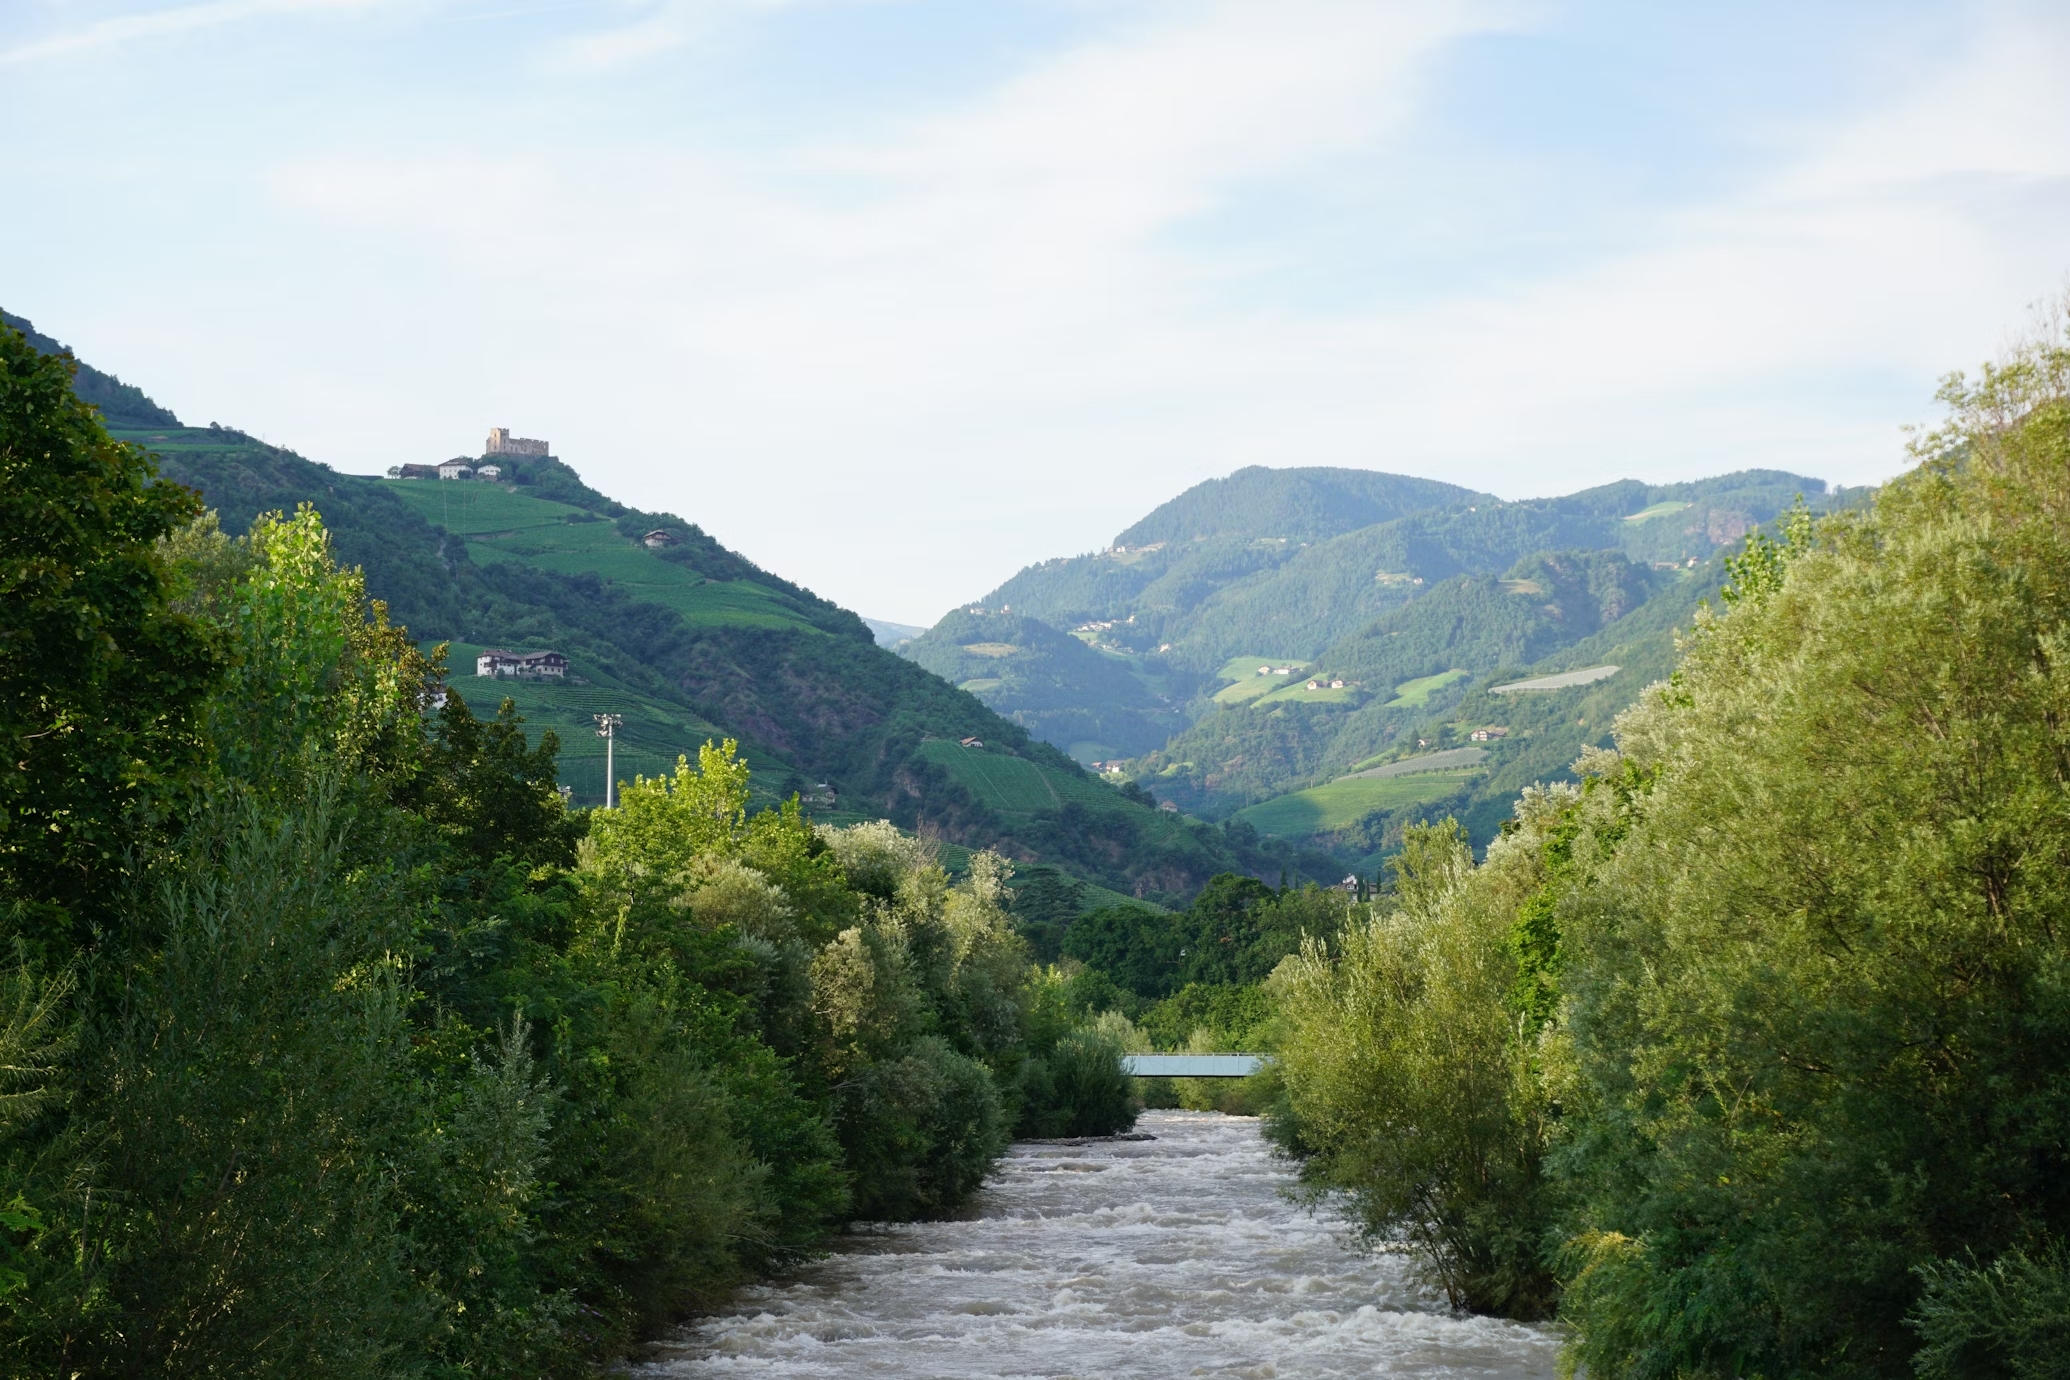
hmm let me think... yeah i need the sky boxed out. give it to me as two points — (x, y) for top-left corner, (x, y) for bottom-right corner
(5, 1), (2068, 625)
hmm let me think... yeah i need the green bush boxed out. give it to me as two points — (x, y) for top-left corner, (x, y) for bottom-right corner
(1017, 1028), (1136, 1138)
(838, 1037), (1005, 1220)
(1910, 1245), (2070, 1380)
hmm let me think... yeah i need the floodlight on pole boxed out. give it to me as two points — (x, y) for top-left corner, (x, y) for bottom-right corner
(594, 713), (624, 808)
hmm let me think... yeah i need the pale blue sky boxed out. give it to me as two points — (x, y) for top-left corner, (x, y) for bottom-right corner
(6, 0), (2067, 623)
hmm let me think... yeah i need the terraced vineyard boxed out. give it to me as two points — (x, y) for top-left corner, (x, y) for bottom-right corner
(380, 480), (820, 632)
(914, 739), (1119, 815)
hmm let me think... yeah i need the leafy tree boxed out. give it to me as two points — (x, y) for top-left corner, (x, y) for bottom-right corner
(1271, 814), (1562, 1318)
(0, 322), (218, 951)
(1555, 327), (2070, 1378)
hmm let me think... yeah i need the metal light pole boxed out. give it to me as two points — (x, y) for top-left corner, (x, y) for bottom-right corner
(594, 713), (623, 808)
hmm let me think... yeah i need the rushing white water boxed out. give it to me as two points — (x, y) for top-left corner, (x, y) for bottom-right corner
(630, 1110), (1558, 1378)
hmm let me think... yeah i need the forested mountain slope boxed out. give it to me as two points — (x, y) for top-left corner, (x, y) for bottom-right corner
(911, 461), (1859, 865)
(10, 309), (1280, 902)
(1113, 465), (1489, 546)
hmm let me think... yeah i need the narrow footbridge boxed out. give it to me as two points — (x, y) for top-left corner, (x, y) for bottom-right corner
(1120, 1054), (1265, 1078)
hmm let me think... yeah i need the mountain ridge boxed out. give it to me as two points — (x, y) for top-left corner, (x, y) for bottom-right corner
(908, 460), (1861, 864)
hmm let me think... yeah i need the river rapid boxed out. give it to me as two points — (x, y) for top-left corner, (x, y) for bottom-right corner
(630, 1110), (1558, 1379)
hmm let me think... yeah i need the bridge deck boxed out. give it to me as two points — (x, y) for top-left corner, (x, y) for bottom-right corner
(1120, 1054), (1265, 1078)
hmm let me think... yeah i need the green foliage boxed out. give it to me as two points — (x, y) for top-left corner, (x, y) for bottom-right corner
(1137, 981), (1275, 1052)
(1059, 876), (1338, 1004)
(1253, 325), (2070, 1380)
(1014, 1025), (1137, 1138)
(1551, 357), (2070, 1378)
(1271, 814), (1563, 1318)
(0, 426), (1159, 1371)
(0, 321), (218, 951)
(1910, 1246), (2070, 1380)
(837, 1037), (1005, 1220)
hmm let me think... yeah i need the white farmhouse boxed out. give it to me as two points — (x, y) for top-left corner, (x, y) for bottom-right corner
(476, 649), (569, 680)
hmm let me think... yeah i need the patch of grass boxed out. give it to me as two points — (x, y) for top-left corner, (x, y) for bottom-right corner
(1623, 500), (1693, 523)
(379, 479), (587, 535)
(959, 642), (1020, 657)
(1213, 655), (1307, 683)
(1234, 769), (1480, 838)
(1385, 668), (1469, 708)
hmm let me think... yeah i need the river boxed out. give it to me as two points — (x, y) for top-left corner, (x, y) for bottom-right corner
(630, 1110), (1558, 1378)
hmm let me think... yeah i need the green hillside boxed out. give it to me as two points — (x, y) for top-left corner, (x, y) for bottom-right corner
(434, 641), (732, 803)
(918, 463), (1867, 872)
(967, 468), (1842, 688)
(913, 738), (1123, 814)
(9, 307), (1304, 904)
(1135, 549), (1666, 812)
(899, 608), (1185, 760)
(379, 480), (820, 632)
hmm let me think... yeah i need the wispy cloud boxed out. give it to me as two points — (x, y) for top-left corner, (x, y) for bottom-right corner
(0, 0), (391, 65)
(12, 0), (2066, 620)
(549, 0), (815, 72)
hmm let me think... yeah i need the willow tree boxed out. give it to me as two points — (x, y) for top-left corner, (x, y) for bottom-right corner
(1556, 328), (2070, 1379)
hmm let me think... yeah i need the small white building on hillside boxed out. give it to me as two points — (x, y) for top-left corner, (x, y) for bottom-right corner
(438, 461), (473, 481)
(476, 649), (569, 680)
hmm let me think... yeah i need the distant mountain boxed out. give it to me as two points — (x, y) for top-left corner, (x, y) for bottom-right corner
(1113, 465), (1489, 547)
(908, 460), (1862, 863)
(9, 309), (1315, 905)
(900, 608), (1185, 761)
(862, 617), (927, 648)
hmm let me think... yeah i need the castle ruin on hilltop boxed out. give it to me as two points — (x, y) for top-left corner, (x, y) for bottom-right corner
(486, 426), (549, 458)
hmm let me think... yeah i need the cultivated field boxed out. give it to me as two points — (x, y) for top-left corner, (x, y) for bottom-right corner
(1234, 768), (1481, 838)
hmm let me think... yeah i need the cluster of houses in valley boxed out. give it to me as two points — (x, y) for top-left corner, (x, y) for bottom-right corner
(1470, 725), (1511, 741)
(1305, 677), (1349, 691)
(1075, 616), (1138, 633)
